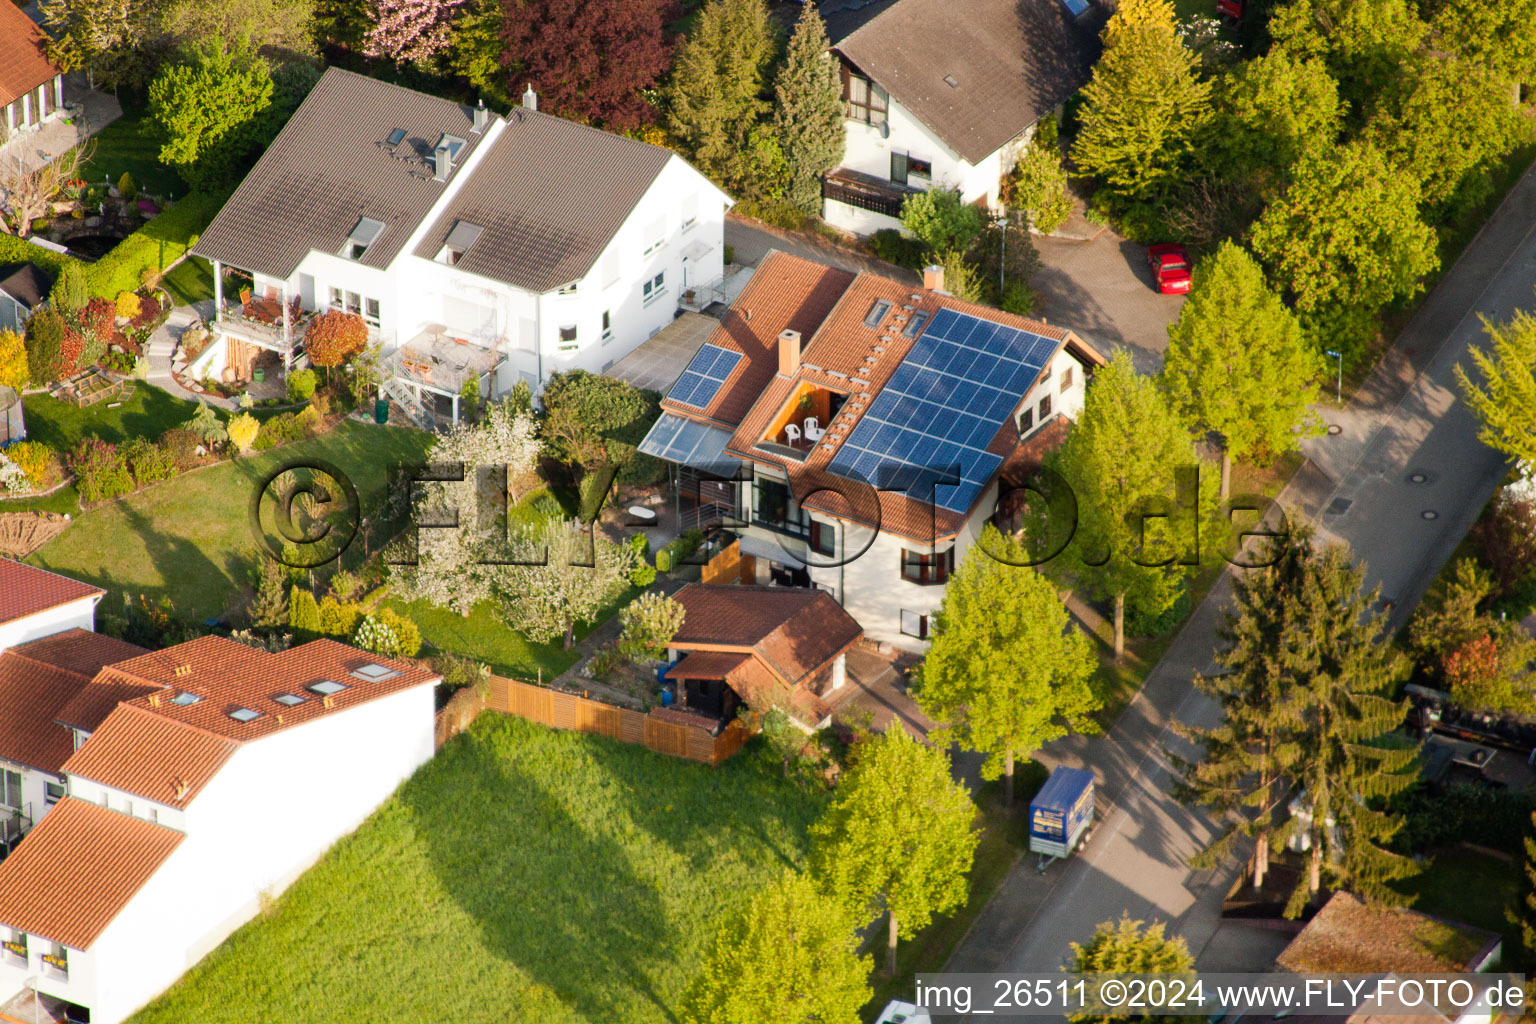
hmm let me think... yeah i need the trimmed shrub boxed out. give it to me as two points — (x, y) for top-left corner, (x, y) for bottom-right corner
(228, 411), (259, 453)
(353, 615), (402, 658)
(118, 172), (136, 201)
(115, 291), (141, 319)
(121, 436), (177, 486)
(318, 596), (364, 638)
(0, 236), (77, 288)
(70, 438), (135, 502)
(0, 328), (26, 390)
(294, 405), (322, 436)
(376, 607), (422, 658)
(25, 309), (70, 384)
(286, 368), (317, 402)
(289, 586), (322, 633)
(84, 191), (229, 299)
(53, 262), (88, 312)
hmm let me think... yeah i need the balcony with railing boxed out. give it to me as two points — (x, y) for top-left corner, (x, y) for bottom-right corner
(821, 169), (920, 219)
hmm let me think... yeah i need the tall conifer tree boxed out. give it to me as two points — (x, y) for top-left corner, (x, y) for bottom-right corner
(773, 3), (844, 215)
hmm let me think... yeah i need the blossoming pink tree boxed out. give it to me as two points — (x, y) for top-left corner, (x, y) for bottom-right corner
(363, 0), (467, 66)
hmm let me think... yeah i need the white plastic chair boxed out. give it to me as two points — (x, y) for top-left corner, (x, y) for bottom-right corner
(784, 423), (802, 446)
(803, 417), (825, 442)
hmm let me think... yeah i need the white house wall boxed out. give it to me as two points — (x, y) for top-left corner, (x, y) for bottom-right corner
(20, 681), (435, 1024)
(0, 596), (99, 654)
(826, 94), (1032, 235)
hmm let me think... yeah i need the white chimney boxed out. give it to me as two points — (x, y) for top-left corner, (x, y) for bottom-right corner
(778, 329), (801, 376)
(472, 99), (489, 133)
(522, 84), (538, 111)
(923, 264), (946, 293)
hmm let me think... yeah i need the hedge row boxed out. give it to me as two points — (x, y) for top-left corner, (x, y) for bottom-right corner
(0, 236), (81, 282)
(85, 190), (231, 299)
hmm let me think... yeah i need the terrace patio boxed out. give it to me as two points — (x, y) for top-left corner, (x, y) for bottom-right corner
(381, 327), (506, 427)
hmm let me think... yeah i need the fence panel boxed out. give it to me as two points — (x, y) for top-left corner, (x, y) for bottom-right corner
(486, 674), (749, 765)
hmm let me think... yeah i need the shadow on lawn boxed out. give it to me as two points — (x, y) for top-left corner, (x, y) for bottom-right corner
(403, 718), (823, 1023)
(118, 498), (228, 609)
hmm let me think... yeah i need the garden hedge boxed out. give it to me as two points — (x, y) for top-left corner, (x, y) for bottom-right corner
(85, 189), (231, 299)
(0, 236), (81, 284)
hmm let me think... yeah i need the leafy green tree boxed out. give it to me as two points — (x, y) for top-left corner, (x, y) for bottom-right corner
(447, 0), (513, 108)
(1268, 0), (1427, 121)
(1172, 530), (1312, 890)
(148, 42), (276, 191)
(1070, 0), (1211, 206)
(1365, 55), (1527, 212)
(1455, 307), (1536, 464)
(617, 591), (685, 661)
(1068, 916), (1195, 1024)
(915, 525), (1099, 807)
(498, 520), (639, 648)
(1408, 559), (1536, 713)
(679, 871), (871, 1024)
(1003, 114), (1072, 233)
(1039, 352), (1212, 659)
(1160, 241), (1322, 500)
(539, 370), (660, 472)
(901, 188), (983, 256)
(773, 3), (844, 215)
(936, 249), (983, 303)
(811, 726), (978, 978)
(1250, 140), (1437, 361)
(52, 263), (89, 314)
(1209, 51), (1341, 197)
(40, 0), (155, 90)
(1523, 811), (1536, 984)
(666, 0), (776, 193)
(1430, 0), (1536, 104)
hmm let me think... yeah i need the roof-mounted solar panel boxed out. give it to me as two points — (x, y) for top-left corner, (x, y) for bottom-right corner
(668, 344), (743, 410)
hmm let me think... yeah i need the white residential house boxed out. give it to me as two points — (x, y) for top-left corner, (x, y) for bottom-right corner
(638, 251), (1104, 650)
(818, 0), (1103, 234)
(0, 3), (65, 142)
(0, 620), (440, 1024)
(192, 68), (731, 426)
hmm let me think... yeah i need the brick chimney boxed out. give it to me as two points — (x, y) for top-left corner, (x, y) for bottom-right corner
(778, 329), (801, 376)
(923, 264), (946, 293)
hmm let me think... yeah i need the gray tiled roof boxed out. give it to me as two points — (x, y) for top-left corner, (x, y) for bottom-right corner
(192, 68), (494, 280)
(411, 107), (675, 294)
(833, 0), (1104, 164)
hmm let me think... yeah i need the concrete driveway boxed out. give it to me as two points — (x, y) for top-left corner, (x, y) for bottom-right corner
(1030, 230), (1187, 374)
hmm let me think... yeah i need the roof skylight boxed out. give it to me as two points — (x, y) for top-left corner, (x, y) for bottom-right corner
(309, 679), (348, 696)
(273, 693), (307, 706)
(386, 128), (406, 146)
(351, 663), (402, 682)
(902, 311), (931, 338)
(228, 707), (261, 723)
(864, 299), (893, 328)
(170, 692), (201, 707)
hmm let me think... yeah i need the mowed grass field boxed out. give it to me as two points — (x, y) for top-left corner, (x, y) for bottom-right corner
(127, 715), (825, 1024)
(26, 420), (434, 620)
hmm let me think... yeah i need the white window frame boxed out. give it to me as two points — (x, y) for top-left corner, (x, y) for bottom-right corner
(642, 271), (666, 306)
(601, 310), (613, 343)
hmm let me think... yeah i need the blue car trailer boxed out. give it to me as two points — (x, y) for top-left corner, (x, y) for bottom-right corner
(1029, 766), (1095, 871)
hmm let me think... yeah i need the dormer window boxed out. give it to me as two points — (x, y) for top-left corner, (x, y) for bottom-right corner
(342, 217), (385, 261)
(437, 134), (466, 160)
(436, 220), (484, 266)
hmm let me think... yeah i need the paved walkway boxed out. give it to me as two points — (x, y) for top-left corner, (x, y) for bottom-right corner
(948, 160), (1536, 1005)
(724, 214), (919, 281)
(144, 300), (236, 409)
(0, 74), (122, 175)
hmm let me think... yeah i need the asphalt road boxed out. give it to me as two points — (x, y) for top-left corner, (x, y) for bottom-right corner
(947, 162), (1536, 1012)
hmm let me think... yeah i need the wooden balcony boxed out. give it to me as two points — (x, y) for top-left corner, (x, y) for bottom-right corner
(822, 169), (919, 219)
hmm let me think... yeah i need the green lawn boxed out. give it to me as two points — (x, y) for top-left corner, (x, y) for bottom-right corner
(22, 384), (209, 451)
(81, 108), (184, 199)
(27, 420), (435, 621)
(127, 715), (825, 1024)
(1395, 846), (1523, 951)
(161, 255), (217, 306)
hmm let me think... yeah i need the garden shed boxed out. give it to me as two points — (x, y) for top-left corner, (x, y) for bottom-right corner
(0, 387), (23, 446)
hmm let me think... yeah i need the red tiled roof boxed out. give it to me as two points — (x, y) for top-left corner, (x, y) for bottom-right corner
(658, 251), (1104, 542)
(52, 667), (167, 734)
(665, 651), (751, 679)
(0, 798), (184, 950)
(9, 629), (148, 681)
(0, 560), (102, 627)
(672, 584), (862, 686)
(61, 636), (439, 808)
(0, 5), (58, 108)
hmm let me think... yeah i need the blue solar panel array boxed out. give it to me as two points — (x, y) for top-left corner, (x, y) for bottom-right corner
(826, 308), (1059, 513)
(667, 344), (743, 409)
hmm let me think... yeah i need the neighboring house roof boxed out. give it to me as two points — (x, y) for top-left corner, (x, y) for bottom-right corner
(0, 3), (58, 108)
(0, 797), (185, 950)
(52, 666), (167, 735)
(833, 0), (1104, 164)
(1276, 892), (1501, 975)
(62, 636), (439, 809)
(192, 67), (494, 281)
(411, 106), (676, 294)
(0, 262), (54, 308)
(672, 583), (862, 686)
(643, 250), (1103, 543)
(0, 631), (148, 773)
(0, 559), (102, 627)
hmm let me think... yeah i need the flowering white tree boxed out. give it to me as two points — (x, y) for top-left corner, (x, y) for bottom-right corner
(499, 520), (640, 649)
(362, 0), (467, 66)
(391, 400), (542, 615)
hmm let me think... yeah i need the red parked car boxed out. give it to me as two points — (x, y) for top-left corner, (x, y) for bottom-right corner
(1147, 243), (1193, 295)
(1217, 0), (1242, 17)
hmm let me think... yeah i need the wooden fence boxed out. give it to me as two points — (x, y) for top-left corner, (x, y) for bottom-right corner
(484, 674), (752, 765)
(701, 538), (754, 585)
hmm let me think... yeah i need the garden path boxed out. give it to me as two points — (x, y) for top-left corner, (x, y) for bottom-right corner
(145, 301), (237, 410)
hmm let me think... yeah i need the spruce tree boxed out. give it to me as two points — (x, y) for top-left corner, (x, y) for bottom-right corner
(1067, 916), (1195, 1024)
(1172, 530), (1312, 889)
(666, 0), (776, 192)
(772, 2), (844, 215)
(247, 557), (290, 628)
(1070, 0), (1211, 205)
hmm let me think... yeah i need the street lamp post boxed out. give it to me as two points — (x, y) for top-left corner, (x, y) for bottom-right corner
(1325, 350), (1342, 406)
(997, 213), (1007, 295)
